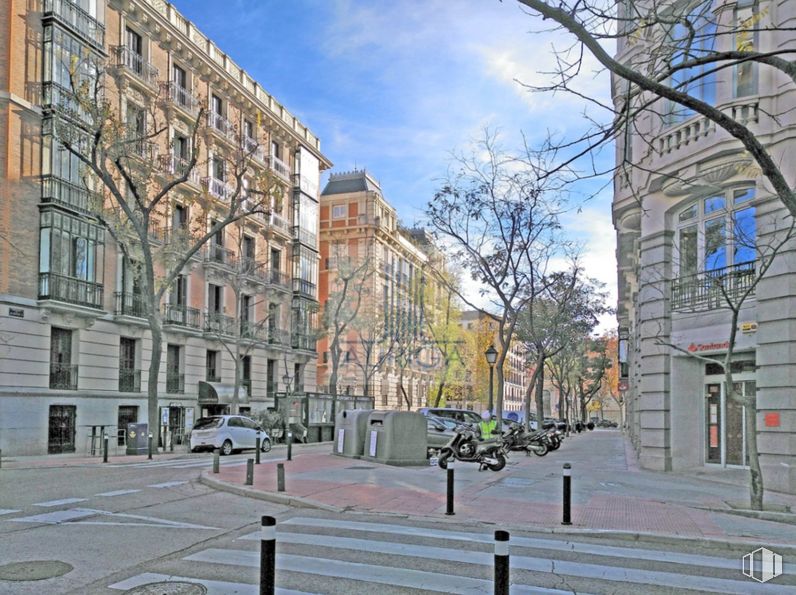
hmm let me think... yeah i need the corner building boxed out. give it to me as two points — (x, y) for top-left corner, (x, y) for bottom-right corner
(0, 0), (330, 455)
(614, 0), (796, 493)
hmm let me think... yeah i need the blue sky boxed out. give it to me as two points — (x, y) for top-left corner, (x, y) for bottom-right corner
(174, 0), (617, 318)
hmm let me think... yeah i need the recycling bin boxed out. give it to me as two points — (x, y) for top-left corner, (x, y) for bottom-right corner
(363, 411), (427, 466)
(125, 422), (149, 455)
(333, 409), (373, 458)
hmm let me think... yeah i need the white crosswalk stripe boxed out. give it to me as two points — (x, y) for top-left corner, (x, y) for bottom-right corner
(109, 516), (794, 594)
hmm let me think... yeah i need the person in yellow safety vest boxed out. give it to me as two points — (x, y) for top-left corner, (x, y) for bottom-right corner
(479, 410), (497, 440)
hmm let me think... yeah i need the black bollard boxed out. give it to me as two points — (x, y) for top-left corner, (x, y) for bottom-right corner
(260, 515), (276, 595)
(494, 530), (510, 595)
(445, 462), (455, 516)
(286, 432), (293, 461)
(1, 447), (3, 469)
(246, 458), (254, 485)
(256, 437), (261, 464)
(148, 433), (153, 460)
(562, 462), (572, 526)
(103, 434), (109, 463)
(213, 448), (220, 473)
(277, 462), (285, 492)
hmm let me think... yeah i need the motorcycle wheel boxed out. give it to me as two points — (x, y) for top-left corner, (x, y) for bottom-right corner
(549, 439), (561, 451)
(531, 442), (549, 457)
(487, 452), (506, 471)
(438, 450), (453, 470)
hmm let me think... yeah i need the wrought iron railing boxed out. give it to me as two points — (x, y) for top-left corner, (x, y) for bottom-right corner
(208, 112), (235, 140)
(118, 368), (141, 392)
(267, 327), (290, 346)
(166, 372), (184, 394)
(50, 363), (78, 390)
(293, 278), (317, 299)
(160, 82), (200, 116)
(269, 269), (291, 288)
(159, 154), (201, 186)
(205, 312), (236, 335)
(114, 292), (146, 317)
(204, 244), (236, 267)
(113, 46), (159, 87)
(43, 0), (105, 48)
(292, 226), (317, 247)
(269, 154), (290, 180)
(39, 273), (104, 309)
(292, 332), (316, 351)
(268, 213), (291, 235)
(671, 262), (756, 310)
(41, 175), (101, 215)
(163, 303), (200, 329)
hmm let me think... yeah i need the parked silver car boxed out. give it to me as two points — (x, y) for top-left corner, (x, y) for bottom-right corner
(426, 414), (459, 453)
(190, 415), (271, 455)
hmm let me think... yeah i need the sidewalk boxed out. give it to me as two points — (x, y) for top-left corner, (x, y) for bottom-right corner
(200, 430), (796, 547)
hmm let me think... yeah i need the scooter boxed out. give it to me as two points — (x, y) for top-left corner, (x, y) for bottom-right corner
(502, 423), (553, 456)
(437, 424), (507, 471)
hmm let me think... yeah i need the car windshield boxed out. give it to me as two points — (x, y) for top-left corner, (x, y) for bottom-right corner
(428, 416), (456, 430)
(193, 417), (223, 430)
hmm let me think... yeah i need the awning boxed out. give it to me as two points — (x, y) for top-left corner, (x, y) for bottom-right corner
(198, 381), (249, 405)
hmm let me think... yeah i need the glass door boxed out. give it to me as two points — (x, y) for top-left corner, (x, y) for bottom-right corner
(705, 384), (721, 463)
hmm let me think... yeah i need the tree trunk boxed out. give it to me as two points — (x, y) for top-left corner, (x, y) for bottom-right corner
(535, 354), (545, 428)
(744, 396), (764, 510)
(147, 314), (163, 454)
(433, 380), (446, 407)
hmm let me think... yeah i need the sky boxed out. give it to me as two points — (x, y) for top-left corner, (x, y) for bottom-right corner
(173, 0), (618, 329)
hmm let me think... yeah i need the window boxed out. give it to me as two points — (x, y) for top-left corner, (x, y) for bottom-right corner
(242, 356), (252, 395)
(170, 274), (187, 306)
(212, 154), (225, 182)
(172, 63), (187, 91)
(271, 140), (281, 160)
(173, 135), (188, 160)
(271, 248), (281, 271)
(267, 359), (276, 395)
(206, 350), (220, 382)
(243, 236), (255, 260)
(734, 1), (759, 97)
(244, 119), (254, 141)
(166, 344), (183, 393)
(117, 406), (138, 446)
(119, 337), (139, 392)
(211, 94), (223, 116)
(50, 327), (76, 390)
(126, 28), (142, 58)
(208, 284), (223, 313)
(677, 187), (756, 276)
(172, 204), (187, 230)
(332, 204), (347, 219)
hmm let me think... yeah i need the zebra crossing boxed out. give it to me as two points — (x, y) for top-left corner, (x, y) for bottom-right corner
(108, 515), (794, 594)
(107, 454), (278, 469)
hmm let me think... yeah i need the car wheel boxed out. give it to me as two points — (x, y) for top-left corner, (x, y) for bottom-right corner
(260, 438), (272, 453)
(221, 439), (234, 456)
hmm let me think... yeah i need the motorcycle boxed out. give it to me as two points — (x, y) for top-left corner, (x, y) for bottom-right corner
(502, 423), (557, 456)
(437, 423), (507, 471)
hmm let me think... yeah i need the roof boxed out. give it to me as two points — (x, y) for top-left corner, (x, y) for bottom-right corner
(321, 170), (381, 196)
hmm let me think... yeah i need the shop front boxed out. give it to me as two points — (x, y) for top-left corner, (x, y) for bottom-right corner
(703, 358), (755, 467)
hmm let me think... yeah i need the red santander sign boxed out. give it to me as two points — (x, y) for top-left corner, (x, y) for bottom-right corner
(687, 341), (730, 353)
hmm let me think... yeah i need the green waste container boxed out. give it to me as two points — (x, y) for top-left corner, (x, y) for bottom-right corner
(333, 409), (372, 457)
(363, 411), (427, 466)
(125, 423), (148, 455)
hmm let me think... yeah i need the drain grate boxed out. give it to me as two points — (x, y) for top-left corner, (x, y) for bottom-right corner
(125, 581), (207, 594)
(0, 560), (73, 581)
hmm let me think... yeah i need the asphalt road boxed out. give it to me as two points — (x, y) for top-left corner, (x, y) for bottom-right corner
(1, 448), (794, 594)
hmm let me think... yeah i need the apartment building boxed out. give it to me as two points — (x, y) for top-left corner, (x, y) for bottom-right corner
(614, 0), (796, 493)
(0, 0), (330, 455)
(316, 170), (439, 409)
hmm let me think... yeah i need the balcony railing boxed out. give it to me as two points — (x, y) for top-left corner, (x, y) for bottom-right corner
(41, 175), (101, 215)
(204, 244), (236, 267)
(243, 136), (266, 163)
(269, 269), (291, 289)
(114, 292), (146, 318)
(269, 155), (290, 180)
(268, 212), (291, 235)
(43, 0), (104, 48)
(118, 368), (141, 392)
(292, 226), (317, 247)
(205, 311), (237, 335)
(292, 173), (318, 197)
(39, 273), (104, 309)
(239, 320), (263, 340)
(160, 82), (200, 116)
(292, 332), (316, 351)
(50, 362), (78, 390)
(293, 278), (317, 299)
(163, 303), (200, 329)
(203, 176), (233, 200)
(671, 262), (756, 311)
(166, 371), (184, 394)
(267, 327), (290, 346)
(160, 154), (201, 186)
(113, 46), (159, 88)
(208, 112), (235, 140)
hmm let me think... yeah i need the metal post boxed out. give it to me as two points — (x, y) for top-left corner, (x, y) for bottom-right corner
(103, 434), (109, 463)
(445, 462), (455, 516)
(1, 448), (3, 469)
(287, 432), (293, 461)
(256, 436), (261, 464)
(277, 463), (285, 492)
(213, 448), (220, 473)
(246, 458), (254, 485)
(148, 433), (153, 460)
(494, 530), (510, 595)
(260, 515), (276, 595)
(488, 365), (494, 413)
(562, 463), (572, 525)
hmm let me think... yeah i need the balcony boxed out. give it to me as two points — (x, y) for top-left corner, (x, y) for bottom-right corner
(163, 303), (201, 329)
(159, 154), (201, 187)
(243, 136), (266, 163)
(202, 176), (234, 201)
(269, 155), (290, 181)
(126, 137), (158, 162)
(166, 371), (184, 394)
(269, 269), (291, 289)
(160, 82), (200, 117)
(204, 244), (236, 268)
(292, 332), (316, 352)
(39, 82), (93, 124)
(112, 47), (159, 89)
(671, 262), (756, 311)
(292, 226), (317, 247)
(207, 112), (235, 141)
(268, 212), (291, 236)
(118, 368), (141, 392)
(114, 292), (146, 318)
(239, 320), (263, 340)
(267, 327), (290, 346)
(39, 273), (104, 309)
(293, 278), (317, 299)
(293, 173), (318, 197)
(42, 0), (104, 49)
(50, 362), (78, 390)
(41, 175), (101, 215)
(205, 311), (236, 336)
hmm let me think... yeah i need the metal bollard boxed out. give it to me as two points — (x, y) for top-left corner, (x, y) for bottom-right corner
(562, 463), (572, 526)
(213, 448), (220, 473)
(0, 448), (3, 469)
(103, 434), (109, 463)
(256, 437), (261, 464)
(445, 461), (455, 516)
(494, 530), (510, 595)
(277, 462), (285, 492)
(260, 515), (276, 595)
(246, 458), (254, 485)
(148, 433), (153, 460)
(286, 432), (293, 461)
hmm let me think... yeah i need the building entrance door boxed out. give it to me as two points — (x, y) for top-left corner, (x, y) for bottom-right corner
(48, 405), (76, 454)
(704, 368), (755, 467)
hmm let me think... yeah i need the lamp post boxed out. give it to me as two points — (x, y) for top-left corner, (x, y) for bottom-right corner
(485, 345), (498, 414)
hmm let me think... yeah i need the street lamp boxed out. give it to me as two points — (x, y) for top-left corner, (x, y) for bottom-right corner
(484, 344), (498, 413)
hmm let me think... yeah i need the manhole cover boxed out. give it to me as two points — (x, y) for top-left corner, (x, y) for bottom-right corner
(125, 581), (207, 595)
(501, 477), (535, 488)
(0, 560), (73, 581)
(346, 466), (376, 470)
